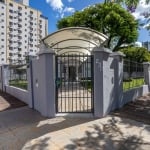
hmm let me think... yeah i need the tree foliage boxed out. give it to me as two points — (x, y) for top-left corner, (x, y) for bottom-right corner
(57, 3), (138, 51)
(106, 0), (150, 32)
(120, 46), (150, 62)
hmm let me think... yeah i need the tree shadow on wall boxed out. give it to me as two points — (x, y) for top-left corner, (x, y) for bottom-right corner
(63, 117), (150, 150)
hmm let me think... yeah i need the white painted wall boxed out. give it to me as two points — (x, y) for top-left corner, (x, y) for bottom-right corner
(5, 85), (29, 104)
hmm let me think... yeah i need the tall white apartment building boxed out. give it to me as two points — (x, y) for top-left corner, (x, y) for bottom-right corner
(0, 0), (48, 64)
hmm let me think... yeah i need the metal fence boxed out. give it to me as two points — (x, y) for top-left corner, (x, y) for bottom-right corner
(123, 59), (145, 91)
(9, 63), (28, 90)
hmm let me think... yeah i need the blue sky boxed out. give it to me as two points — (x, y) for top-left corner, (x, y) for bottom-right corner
(30, 0), (150, 42)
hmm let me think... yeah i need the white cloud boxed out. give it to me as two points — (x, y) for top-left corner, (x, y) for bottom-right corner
(46, 0), (75, 18)
(63, 7), (75, 13)
(132, 0), (150, 21)
(60, 7), (75, 18)
(46, 0), (64, 11)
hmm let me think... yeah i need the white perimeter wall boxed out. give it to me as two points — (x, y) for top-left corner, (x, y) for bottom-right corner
(5, 85), (29, 104)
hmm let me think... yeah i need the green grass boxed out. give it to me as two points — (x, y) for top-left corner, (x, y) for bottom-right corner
(80, 80), (92, 91)
(123, 78), (145, 91)
(80, 78), (145, 92)
(9, 80), (28, 90)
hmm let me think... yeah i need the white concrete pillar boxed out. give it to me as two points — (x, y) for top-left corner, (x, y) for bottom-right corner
(30, 43), (56, 117)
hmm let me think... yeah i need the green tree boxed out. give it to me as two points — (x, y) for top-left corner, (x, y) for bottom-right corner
(57, 3), (138, 51)
(120, 46), (150, 62)
(104, 0), (150, 11)
(106, 0), (150, 32)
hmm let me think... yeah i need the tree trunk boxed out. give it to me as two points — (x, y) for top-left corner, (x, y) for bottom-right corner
(113, 37), (125, 51)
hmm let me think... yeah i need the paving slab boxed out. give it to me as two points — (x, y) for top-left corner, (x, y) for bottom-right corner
(0, 106), (150, 150)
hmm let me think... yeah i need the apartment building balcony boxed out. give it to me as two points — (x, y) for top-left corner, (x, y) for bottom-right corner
(18, 30), (22, 34)
(29, 38), (33, 42)
(9, 47), (13, 50)
(29, 28), (33, 32)
(30, 16), (33, 20)
(9, 22), (13, 26)
(8, 42), (13, 45)
(18, 44), (22, 48)
(18, 41), (22, 45)
(18, 12), (22, 16)
(30, 22), (33, 26)
(18, 18), (22, 22)
(18, 37), (22, 41)
(9, 33), (13, 37)
(28, 14), (32, 17)
(9, 28), (13, 32)
(18, 48), (22, 51)
(18, 25), (22, 28)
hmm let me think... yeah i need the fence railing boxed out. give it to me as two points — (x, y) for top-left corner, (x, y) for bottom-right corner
(9, 63), (28, 90)
(123, 59), (145, 91)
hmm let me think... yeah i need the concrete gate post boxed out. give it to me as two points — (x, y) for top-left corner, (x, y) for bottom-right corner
(143, 62), (150, 87)
(110, 52), (124, 109)
(1, 65), (9, 92)
(93, 47), (112, 117)
(28, 43), (56, 117)
(38, 43), (56, 117)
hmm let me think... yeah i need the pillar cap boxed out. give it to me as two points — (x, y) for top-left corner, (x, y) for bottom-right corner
(110, 51), (125, 57)
(38, 43), (55, 55)
(93, 47), (112, 54)
(143, 62), (150, 65)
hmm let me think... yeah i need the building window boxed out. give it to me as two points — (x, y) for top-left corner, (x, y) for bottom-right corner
(18, 18), (22, 22)
(1, 26), (4, 28)
(18, 6), (22, 10)
(1, 39), (4, 41)
(30, 44), (33, 47)
(1, 58), (4, 61)
(9, 16), (13, 19)
(18, 13), (22, 16)
(1, 32), (4, 35)
(9, 53), (13, 56)
(9, 9), (13, 13)
(9, 3), (13, 7)
(1, 6), (4, 9)
(9, 22), (13, 25)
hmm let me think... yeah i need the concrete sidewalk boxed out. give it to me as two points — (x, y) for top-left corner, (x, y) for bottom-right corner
(0, 106), (150, 150)
(0, 91), (26, 112)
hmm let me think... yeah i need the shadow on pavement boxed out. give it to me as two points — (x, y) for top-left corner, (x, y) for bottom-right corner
(0, 91), (26, 112)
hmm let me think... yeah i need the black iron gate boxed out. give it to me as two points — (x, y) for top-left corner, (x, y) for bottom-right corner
(56, 55), (94, 113)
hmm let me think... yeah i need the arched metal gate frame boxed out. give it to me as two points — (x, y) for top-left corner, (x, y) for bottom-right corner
(42, 27), (108, 114)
